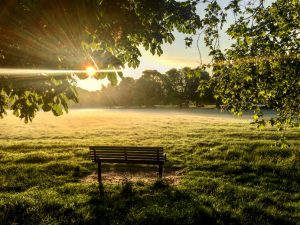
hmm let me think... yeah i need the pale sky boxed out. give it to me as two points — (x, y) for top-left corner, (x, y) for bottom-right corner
(77, 1), (232, 91)
(77, 32), (216, 91)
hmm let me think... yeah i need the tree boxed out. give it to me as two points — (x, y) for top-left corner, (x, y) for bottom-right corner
(164, 67), (213, 107)
(133, 70), (165, 107)
(164, 69), (187, 107)
(0, 0), (201, 121)
(196, 0), (299, 129)
(115, 77), (135, 107)
(99, 84), (119, 108)
(183, 68), (213, 106)
(69, 68), (215, 108)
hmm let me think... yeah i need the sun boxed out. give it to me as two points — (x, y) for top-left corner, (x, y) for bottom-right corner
(86, 66), (96, 77)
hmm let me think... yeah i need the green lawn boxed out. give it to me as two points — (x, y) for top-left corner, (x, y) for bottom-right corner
(0, 109), (299, 225)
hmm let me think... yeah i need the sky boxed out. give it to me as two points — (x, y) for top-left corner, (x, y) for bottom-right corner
(77, 32), (216, 91)
(77, 0), (271, 91)
(77, 1), (232, 91)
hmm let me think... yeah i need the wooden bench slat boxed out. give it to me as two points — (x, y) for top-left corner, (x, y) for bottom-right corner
(126, 153), (163, 157)
(91, 150), (163, 154)
(90, 145), (162, 148)
(90, 154), (163, 158)
(98, 159), (164, 164)
(90, 155), (164, 160)
(90, 146), (163, 150)
(91, 158), (164, 162)
(90, 152), (164, 156)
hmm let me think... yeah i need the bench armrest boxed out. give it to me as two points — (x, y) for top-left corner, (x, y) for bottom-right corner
(164, 153), (167, 161)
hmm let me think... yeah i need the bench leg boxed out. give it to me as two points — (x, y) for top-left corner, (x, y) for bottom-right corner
(158, 164), (163, 178)
(97, 161), (102, 184)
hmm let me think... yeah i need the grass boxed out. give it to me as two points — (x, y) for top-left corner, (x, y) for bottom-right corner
(0, 109), (299, 225)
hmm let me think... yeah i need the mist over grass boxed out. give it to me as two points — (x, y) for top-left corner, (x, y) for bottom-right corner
(0, 109), (299, 225)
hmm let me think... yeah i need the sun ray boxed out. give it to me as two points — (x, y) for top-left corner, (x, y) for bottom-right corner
(0, 68), (122, 77)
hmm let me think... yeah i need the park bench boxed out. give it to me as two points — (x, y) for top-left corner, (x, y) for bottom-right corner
(89, 146), (166, 184)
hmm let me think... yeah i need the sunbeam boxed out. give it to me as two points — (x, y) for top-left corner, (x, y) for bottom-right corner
(0, 68), (122, 77)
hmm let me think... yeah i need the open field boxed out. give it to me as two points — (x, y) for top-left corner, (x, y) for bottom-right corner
(0, 109), (299, 225)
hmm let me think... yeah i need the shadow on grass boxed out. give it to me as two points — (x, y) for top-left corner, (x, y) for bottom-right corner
(87, 177), (295, 225)
(0, 173), (297, 225)
(89, 180), (223, 225)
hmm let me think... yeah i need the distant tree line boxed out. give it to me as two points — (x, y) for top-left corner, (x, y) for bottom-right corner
(71, 67), (217, 108)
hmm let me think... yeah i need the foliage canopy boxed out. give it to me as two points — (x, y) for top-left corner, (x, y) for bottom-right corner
(198, 0), (299, 130)
(0, 0), (200, 122)
(0, 0), (299, 129)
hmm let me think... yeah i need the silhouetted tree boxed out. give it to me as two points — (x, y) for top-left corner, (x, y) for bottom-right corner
(116, 77), (135, 107)
(164, 67), (214, 107)
(72, 68), (216, 108)
(164, 69), (186, 107)
(133, 70), (165, 107)
(99, 85), (118, 108)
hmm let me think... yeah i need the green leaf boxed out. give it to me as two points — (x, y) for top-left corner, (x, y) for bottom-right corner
(52, 104), (63, 116)
(107, 73), (118, 86)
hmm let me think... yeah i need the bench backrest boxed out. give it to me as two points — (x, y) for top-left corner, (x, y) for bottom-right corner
(90, 146), (164, 164)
